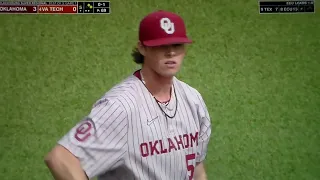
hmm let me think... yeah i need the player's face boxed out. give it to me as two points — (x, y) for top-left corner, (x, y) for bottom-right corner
(141, 43), (186, 77)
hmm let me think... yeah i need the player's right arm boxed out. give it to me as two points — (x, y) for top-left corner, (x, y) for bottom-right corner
(44, 98), (128, 180)
(44, 145), (89, 180)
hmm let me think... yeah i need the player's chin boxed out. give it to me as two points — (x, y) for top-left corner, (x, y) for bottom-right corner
(160, 68), (180, 77)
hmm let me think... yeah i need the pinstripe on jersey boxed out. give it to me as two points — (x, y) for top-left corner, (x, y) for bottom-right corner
(58, 71), (212, 180)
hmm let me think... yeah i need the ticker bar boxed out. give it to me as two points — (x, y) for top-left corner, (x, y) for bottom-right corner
(259, 0), (315, 14)
(0, 1), (76, 5)
(0, 1), (111, 14)
(260, 5), (315, 13)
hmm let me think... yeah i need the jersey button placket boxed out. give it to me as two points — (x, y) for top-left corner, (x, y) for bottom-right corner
(164, 106), (175, 134)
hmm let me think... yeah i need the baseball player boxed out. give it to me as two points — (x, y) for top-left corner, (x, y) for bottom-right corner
(44, 10), (212, 180)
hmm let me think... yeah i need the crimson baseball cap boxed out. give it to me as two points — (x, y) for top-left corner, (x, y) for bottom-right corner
(139, 10), (193, 47)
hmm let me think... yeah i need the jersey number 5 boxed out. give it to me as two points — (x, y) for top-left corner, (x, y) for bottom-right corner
(186, 153), (196, 180)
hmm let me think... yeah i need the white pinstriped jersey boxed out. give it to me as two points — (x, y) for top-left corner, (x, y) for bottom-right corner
(58, 70), (212, 180)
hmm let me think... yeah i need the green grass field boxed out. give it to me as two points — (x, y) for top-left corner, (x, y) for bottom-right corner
(1, 0), (320, 179)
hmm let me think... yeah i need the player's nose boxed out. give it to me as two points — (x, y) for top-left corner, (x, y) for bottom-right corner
(165, 46), (176, 57)
(167, 51), (176, 57)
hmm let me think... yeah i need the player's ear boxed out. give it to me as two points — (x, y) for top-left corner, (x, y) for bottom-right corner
(137, 41), (146, 56)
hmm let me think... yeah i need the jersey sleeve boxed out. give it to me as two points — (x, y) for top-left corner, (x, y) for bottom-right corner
(57, 98), (128, 178)
(195, 93), (212, 163)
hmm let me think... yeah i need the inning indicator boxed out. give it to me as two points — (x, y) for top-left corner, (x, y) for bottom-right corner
(0, 1), (111, 14)
(259, 0), (315, 14)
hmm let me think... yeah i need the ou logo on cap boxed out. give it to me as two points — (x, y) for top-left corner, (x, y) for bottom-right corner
(160, 17), (175, 34)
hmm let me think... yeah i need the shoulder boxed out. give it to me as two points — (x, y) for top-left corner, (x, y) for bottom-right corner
(174, 77), (205, 104)
(174, 77), (211, 120)
(91, 75), (141, 112)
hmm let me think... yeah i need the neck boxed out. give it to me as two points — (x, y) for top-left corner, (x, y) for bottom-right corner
(140, 67), (173, 102)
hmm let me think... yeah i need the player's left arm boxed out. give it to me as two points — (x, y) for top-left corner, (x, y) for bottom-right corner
(194, 162), (208, 180)
(194, 92), (212, 180)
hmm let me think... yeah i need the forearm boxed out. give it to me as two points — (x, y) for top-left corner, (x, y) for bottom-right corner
(194, 172), (207, 180)
(194, 162), (208, 180)
(45, 146), (88, 180)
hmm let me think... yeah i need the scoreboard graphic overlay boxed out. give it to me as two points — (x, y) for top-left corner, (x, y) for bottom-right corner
(259, 0), (315, 14)
(0, 1), (110, 14)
